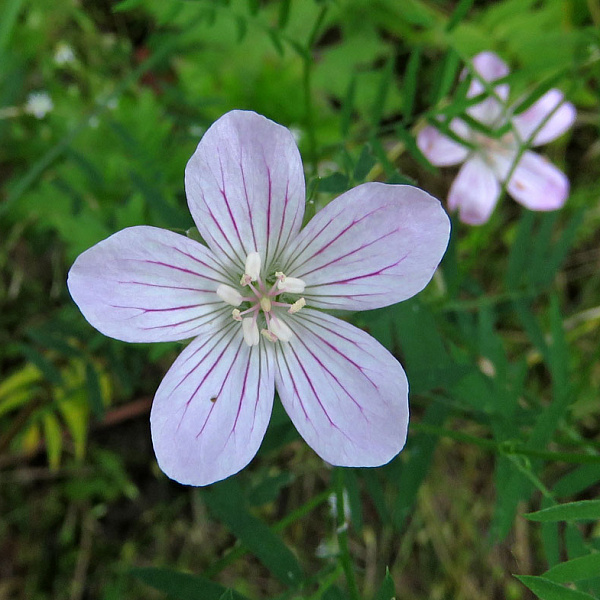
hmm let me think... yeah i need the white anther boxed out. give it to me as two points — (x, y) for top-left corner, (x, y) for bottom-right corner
(242, 318), (259, 346)
(277, 276), (306, 294)
(260, 296), (272, 312)
(288, 297), (306, 314)
(260, 328), (278, 342)
(216, 284), (243, 307)
(269, 318), (293, 342)
(232, 309), (242, 321)
(243, 252), (261, 282)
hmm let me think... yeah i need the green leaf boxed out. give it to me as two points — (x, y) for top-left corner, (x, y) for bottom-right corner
(525, 501), (600, 522)
(340, 76), (357, 137)
(373, 568), (395, 600)
(402, 47), (421, 121)
(42, 412), (63, 471)
(446, 0), (475, 31)
(112, 0), (145, 12)
(371, 56), (395, 126)
(203, 480), (304, 587)
(318, 172), (349, 193)
(131, 567), (248, 600)
(544, 553), (600, 584)
(353, 145), (376, 182)
(85, 362), (105, 419)
(516, 575), (597, 600)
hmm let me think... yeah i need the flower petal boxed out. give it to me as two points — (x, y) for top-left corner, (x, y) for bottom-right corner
(281, 183), (450, 311)
(417, 120), (470, 166)
(466, 51), (510, 125)
(150, 324), (275, 486)
(274, 310), (408, 467)
(448, 156), (501, 225)
(513, 89), (576, 146)
(507, 150), (569, 211)
(185, 110), (306, 271)
(67, 226), (231, 343)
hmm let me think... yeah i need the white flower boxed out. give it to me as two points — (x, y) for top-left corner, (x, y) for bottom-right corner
(54, 43), (76, 65)
(24, 92), (53, 119)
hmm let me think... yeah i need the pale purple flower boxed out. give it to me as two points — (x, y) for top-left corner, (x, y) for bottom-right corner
(417, 51), (576, 225)
(68, 110), (450, 486)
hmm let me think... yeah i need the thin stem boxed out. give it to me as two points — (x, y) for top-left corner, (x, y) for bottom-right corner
(334, 469), (360, 600)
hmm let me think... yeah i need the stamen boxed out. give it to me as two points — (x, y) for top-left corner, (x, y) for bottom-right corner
(216, 284), (243, 306)
(240, 252), (261, 286)
(242, 317), (259, 346)
(270, 318), (293, 342)
(232, 309), (242, 321)
(288, 297), (306, 314)
(276, 275), (306, 294)
(260, 329), (278, 342)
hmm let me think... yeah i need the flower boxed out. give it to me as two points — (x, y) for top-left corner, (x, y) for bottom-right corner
(68, 110), (450, 486)
(417, 51), (576, 225)
(24, 91), (53, 119)
(54, 42), (76, 65)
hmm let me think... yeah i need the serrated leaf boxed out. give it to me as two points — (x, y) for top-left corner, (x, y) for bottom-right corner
(516, 575), (597, 600)
(526, 501), (600, 522)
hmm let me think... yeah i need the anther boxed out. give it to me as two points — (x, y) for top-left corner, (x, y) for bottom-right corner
(288, 297), (306, 314)
(260, 329), (278, 342)
(216, 284), (243, 306)
(241, 252), (261, 286)
(242, 317), (259, 346)
(232, 309), (242, 321)
(276, 275), (306, 294)
(270, 318), (293, 342)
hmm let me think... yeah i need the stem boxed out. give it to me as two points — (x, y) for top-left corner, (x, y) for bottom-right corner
(334, 469), (360, 600)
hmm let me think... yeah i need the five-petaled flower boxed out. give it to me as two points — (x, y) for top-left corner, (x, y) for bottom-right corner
(68, 110), (450, 486)
(417, 51), (576, 225)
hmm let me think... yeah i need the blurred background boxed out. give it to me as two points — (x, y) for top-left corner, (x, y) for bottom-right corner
(1, 0), (599, 599)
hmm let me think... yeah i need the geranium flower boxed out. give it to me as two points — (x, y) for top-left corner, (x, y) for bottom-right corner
(417, 51), (576, 225)
(68, 110), (450, 486)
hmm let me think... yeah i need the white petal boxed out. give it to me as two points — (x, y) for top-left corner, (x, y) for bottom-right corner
(67, 226), (231, 343)
(274, 310), (408, 467)
(281, 183), (450, 310)
(150, 325), (274, 486)
(507, 151), (569, 211)
(513, 89), (576, 146)
(448, 157), (501, 225)
(417, 121), (470, 166)
(185, 110), (306, 271)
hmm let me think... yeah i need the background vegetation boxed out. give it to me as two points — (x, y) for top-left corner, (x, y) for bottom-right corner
(1, 0), (599, 599)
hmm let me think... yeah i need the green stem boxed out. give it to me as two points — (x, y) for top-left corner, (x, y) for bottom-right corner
(334, 469), (360, 600)
(412, 422), (600, 465)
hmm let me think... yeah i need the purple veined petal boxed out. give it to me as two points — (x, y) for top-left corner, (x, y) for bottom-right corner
(448, 156), (501, 225)
(185, 110), (306, 271)
(512, 89), (576, 147)
(273, 309), (409, 467)
(465, 51), (510, 125)
(280, 183), (450, 311)
(506, 150), (569, 211)
(417, 119), (470, 166)
(150, 323), (275, 486)
(67, 226), (232, 343)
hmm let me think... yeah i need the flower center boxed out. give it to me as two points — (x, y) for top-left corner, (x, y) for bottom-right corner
(216, 252), (306, 347)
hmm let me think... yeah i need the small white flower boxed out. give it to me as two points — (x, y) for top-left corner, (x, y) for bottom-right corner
(24, 92), (53, 119)
(54, 43), (76, 65)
